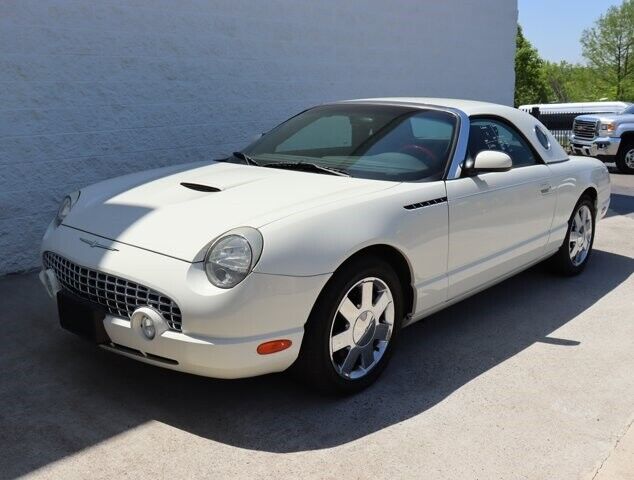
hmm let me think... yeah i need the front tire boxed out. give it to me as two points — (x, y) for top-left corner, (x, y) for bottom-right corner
(549, 195), (596, 276)
(293, 256), (404, 394)
(616, 142), (634, 174)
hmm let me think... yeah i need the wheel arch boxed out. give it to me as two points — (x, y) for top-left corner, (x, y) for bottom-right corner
(330, 243), (416, 319)
(580, 186), (598, 215)
(618, 131), (634, 148)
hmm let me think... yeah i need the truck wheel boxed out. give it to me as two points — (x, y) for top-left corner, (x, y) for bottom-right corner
(616, 142), (634, 174)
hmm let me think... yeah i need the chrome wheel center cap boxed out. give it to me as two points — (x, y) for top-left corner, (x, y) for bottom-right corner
(352, 311), (376, 346)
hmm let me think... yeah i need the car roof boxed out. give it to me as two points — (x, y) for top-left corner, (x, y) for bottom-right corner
(333, 97), (569, 164)
(337, 97), (517, 115)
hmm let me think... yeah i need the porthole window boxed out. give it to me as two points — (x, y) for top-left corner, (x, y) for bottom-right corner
(535, 126), (551, 150)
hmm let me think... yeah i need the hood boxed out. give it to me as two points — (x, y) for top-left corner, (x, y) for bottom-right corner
(575, 113), (632, 123)
(64, 161), (396, 262)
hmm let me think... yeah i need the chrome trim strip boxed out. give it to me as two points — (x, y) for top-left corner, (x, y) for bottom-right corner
(444, 107), (470, 180)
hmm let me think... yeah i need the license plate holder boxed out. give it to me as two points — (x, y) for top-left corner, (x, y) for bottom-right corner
(57, 291), (110, 344)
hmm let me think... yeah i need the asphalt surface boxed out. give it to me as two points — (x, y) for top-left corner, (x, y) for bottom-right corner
(1, 171), (633, 480)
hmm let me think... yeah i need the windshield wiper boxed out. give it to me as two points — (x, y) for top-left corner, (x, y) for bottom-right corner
(263, 161), (350, 177)
(232, 151), (259, 166)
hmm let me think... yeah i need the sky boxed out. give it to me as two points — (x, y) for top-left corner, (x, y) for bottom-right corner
(518, 0), (623, 64)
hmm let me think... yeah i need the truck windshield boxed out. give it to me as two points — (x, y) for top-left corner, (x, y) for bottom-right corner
(242, 104), (457, 181)
(621, 105), (634, 114)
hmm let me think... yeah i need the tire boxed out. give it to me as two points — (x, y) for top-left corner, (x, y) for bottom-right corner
(616, 142), (634, 174)
(548, 195), (596, 276)
(292, 256), (404, 395)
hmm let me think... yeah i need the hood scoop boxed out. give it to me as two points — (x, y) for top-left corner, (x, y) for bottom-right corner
(180, 182), (221, 193)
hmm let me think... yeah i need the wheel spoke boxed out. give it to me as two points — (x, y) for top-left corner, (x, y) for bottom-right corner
(340, 347), (361, 376)
(580, 207), (588, 225)
(360, 281), (374, 310)
(374, 322), (390, 341)
(373, 290), (391, 319)
(331, 328), (354, 352)
(569, 231), (582, 243)
(360, 344), (375, 368)
(338, 297), (360, 323)
(574, 211), (583, 230)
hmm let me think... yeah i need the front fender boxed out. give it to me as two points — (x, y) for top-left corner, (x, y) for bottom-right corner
(615, 121), (634, 138)
(253, 181), (449, 287)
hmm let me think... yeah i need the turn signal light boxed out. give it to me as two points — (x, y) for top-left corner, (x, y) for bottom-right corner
(257, 339), (292, 355)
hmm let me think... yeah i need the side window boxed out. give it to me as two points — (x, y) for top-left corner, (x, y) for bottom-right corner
(468, 119), (538, 168)
(276, 115), (351, 152)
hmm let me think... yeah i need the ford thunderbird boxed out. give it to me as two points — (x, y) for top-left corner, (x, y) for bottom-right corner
(40, 98), (611, 393)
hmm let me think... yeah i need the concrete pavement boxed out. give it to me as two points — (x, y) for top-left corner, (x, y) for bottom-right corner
(1, 172), (633, 480)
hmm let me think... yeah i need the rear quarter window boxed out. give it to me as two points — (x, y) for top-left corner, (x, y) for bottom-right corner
(535, 126), (551, 150)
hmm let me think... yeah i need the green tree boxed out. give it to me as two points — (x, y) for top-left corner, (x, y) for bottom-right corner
(543, 61), (612, 102)
(581, 0), (634, 100)
(514, 25), (551, 106)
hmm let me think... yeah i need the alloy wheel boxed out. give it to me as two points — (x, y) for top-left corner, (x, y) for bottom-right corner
(625, 148), (634, 169)
(569, 204), (593, 266)
(329, 277), (395, 380)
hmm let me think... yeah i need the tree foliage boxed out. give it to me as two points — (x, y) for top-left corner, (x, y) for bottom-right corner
(515, 2), (634, 105)
(543, 61), (612, 103)
(514, 25), (550, 106)
(581, 0), (634, 100)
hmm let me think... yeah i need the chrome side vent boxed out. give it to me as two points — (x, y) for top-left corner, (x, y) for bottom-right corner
(404, 197), (448, 210)
(180, 182), (221, 192)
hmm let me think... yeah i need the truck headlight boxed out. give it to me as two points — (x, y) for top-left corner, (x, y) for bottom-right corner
(55, 191), (80, 227)
(600, 122), (616, 135)
(204, 227), (263, 288)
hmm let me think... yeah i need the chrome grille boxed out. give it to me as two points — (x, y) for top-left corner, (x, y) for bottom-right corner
(43, 251), (182, 331)
(573, 119), (598, 140)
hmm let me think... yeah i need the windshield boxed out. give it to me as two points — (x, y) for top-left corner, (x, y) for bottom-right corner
(622, 105), (634, 115)
(242, 104), (458, 181)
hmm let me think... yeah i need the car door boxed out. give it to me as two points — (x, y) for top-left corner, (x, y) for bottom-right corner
(445, 117), (557, 300)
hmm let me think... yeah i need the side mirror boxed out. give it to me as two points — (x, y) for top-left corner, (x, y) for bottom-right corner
(463, 150), (512, 175)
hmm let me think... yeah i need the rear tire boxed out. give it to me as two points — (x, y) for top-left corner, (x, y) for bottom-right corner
(616, 142), (634, 174)
(548, 195), (596, 276)
(292, 256), (404, 395)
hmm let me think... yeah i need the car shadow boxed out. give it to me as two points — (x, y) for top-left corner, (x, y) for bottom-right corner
(2, 247), (632, 479)
(606, 193), (634, 217)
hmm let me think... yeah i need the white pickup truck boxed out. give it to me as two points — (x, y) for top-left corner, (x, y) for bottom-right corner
(569, 104), (634, 174)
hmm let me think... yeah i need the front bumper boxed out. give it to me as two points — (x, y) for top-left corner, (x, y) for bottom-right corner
(40, 223), (330, 378)
(569, 135), (621, 158)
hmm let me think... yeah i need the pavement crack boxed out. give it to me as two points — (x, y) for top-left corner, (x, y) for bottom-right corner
(590, 416), (634, 480)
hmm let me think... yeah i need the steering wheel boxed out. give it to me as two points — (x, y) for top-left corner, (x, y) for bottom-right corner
(398, 144), (439, 164)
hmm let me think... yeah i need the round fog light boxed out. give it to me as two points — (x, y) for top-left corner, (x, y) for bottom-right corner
(141, 316), (156, 339)
(131, 306), (167, 341)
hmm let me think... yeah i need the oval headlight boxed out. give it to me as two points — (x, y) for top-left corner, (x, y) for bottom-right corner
(55, 195), (75, 226)
(204, 228), (263, 288)
(54, 191), (80, 227)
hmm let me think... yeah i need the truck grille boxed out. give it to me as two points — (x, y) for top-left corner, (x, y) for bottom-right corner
(43, 252), (182, 331)
(573, 119), (598, 140)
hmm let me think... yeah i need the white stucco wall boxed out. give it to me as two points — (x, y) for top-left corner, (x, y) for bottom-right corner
(0, 0), (517, 275)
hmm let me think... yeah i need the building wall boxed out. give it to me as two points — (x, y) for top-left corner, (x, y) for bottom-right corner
(0, 0), (517, 275)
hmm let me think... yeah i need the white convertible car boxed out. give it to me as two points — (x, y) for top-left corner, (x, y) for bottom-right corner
(40, 98), (611, 393)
